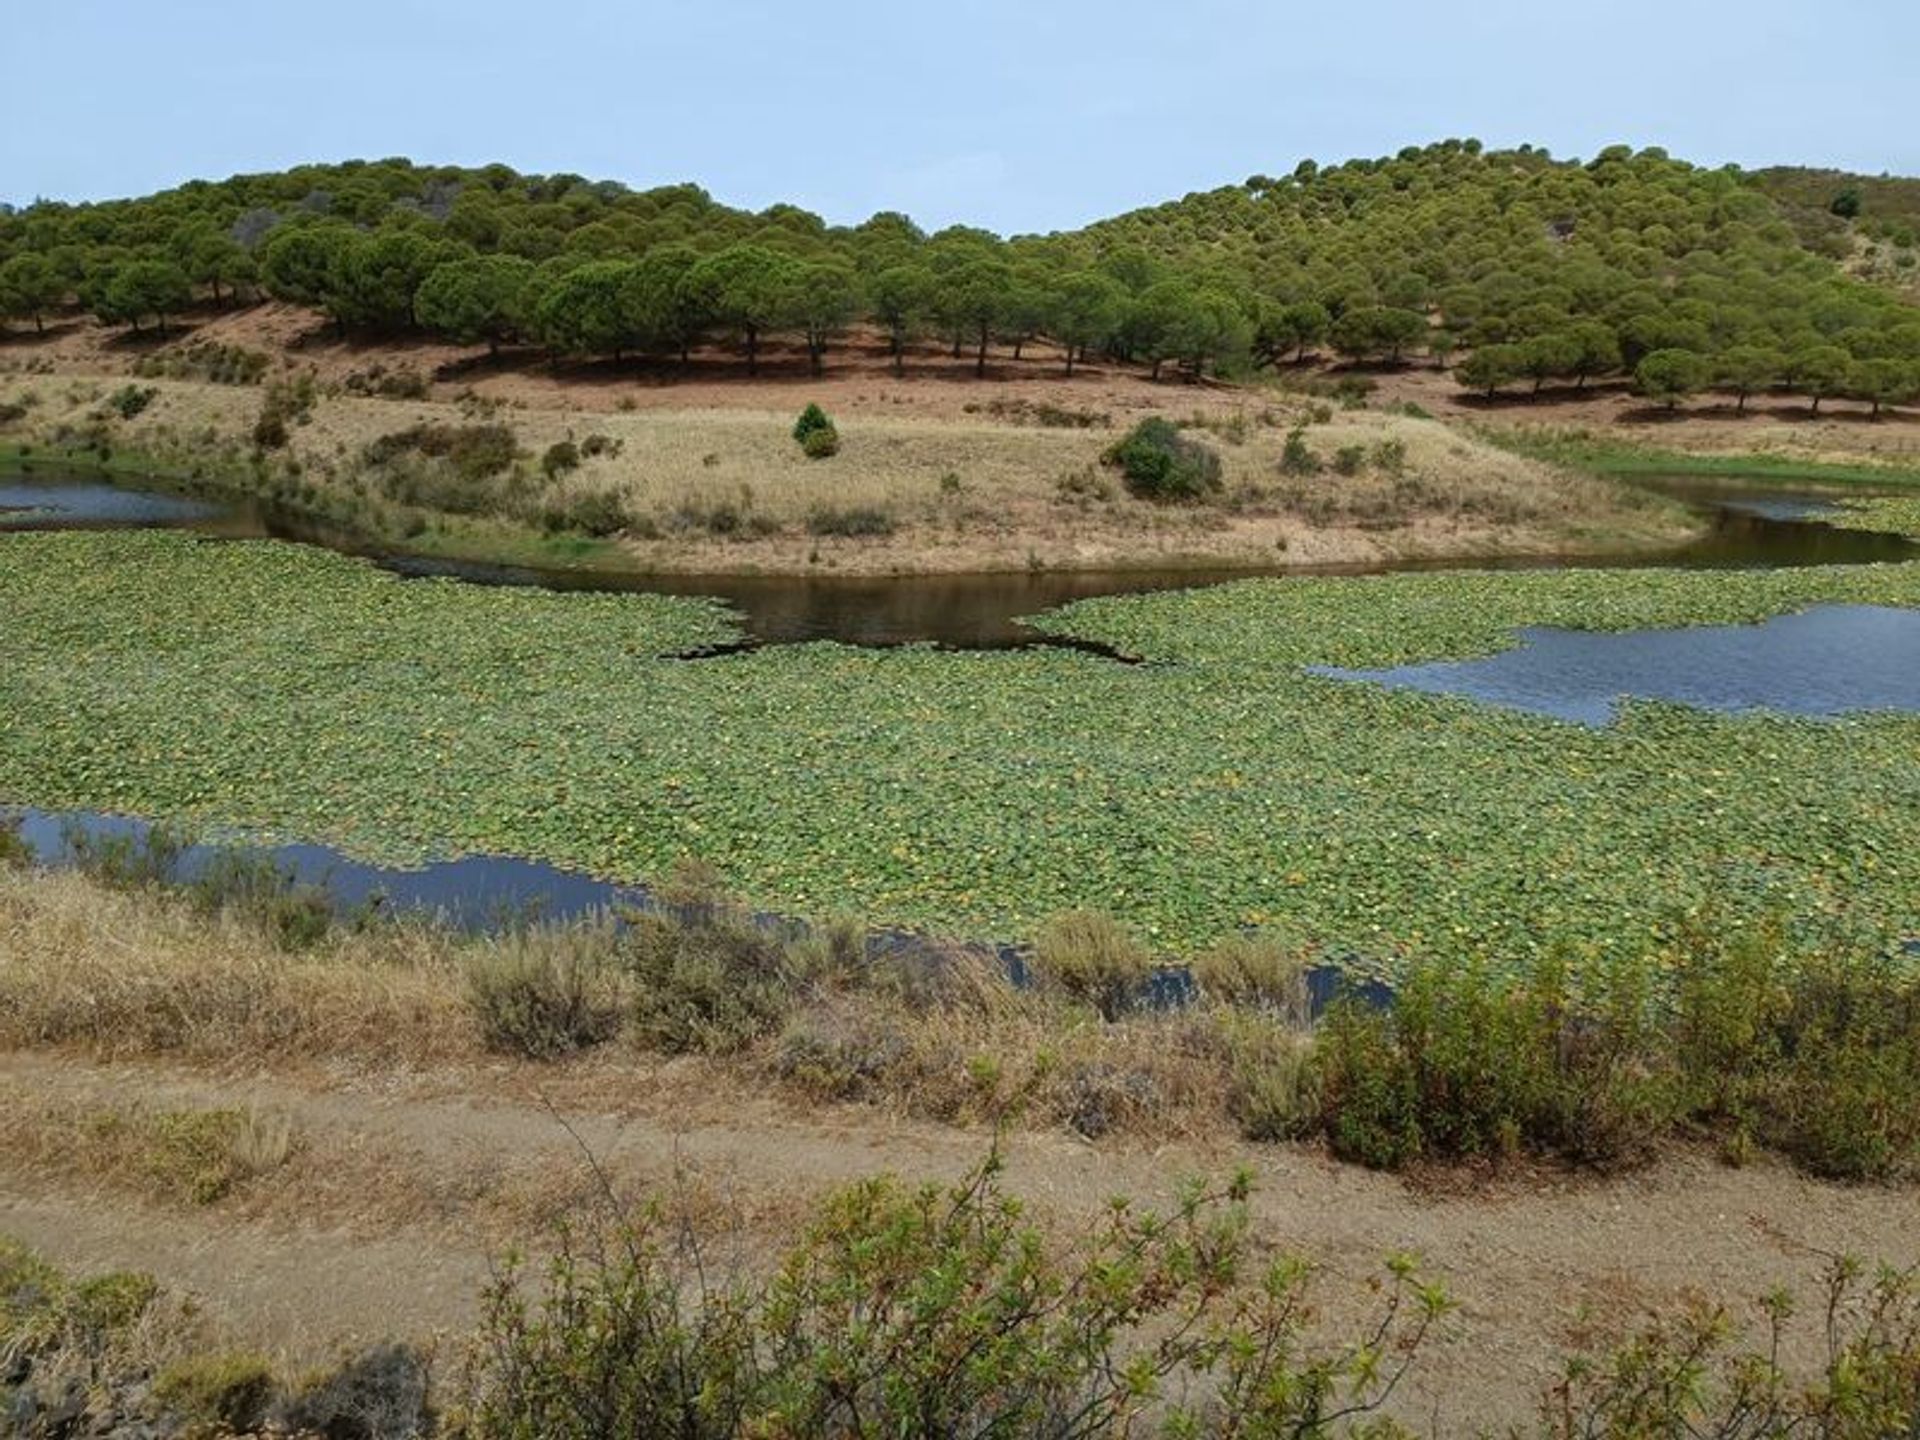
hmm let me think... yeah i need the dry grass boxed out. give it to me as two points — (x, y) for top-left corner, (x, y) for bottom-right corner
(0, 869), (1256, 1150)
(0, 363), (1693, 574)
(0, 869), (474, 1062)
(0, 1090), (297, 1206)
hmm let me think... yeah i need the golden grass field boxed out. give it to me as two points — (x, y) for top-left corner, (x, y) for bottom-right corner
(0, 359), (1695, 574)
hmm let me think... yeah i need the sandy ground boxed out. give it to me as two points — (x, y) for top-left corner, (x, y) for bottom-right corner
(1, 1047), (1914, 1431)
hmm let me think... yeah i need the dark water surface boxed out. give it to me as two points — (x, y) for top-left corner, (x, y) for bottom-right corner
(3, 470), (1915, 648)
(1313, 604), (1920, 725)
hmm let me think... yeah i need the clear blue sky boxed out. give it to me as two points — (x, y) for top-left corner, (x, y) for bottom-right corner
(7, 0), (1916, 234)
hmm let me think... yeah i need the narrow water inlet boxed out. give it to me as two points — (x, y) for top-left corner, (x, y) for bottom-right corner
(1, 805), (1379, 1014)
(5, 467), (1917, 651)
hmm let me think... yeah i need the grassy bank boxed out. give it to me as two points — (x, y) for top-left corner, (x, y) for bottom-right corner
(1481, 426), (1920, 489)
(0, 369), (1697, 576)
(4, 529), (1918, 965)
(4, 858), (1918, 1181)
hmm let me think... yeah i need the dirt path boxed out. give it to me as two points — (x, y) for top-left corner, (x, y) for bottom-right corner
(2, 1048), (1914, 1430)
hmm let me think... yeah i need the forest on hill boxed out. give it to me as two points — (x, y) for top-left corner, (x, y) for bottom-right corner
(4, 139), (1920, 409)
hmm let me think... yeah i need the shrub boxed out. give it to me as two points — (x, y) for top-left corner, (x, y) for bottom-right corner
(252, 375), (314, 451)
(1332, 444), (1367, 476)
(463, 921), (626, 1059)
(800, 424), (841, 459)
(343, 364), (430, 400)
(1550, 1256), (1920, 1436)
(0, 815), (30, 869)
(58, 820), (186, 889)
(0, 1239), (156, 1361)
(252, 408), (289, 450)
(541, 488), (631, 537)
(623, 904), (796, 1054)
(128, 1106), (286, 1204)
(1371, 437), (1408, 473)
(1190, 932), (1308, 1018)
(1101, 416), (1223, 502)
(579, 432), (622, 459)
(775, 1001), (912, 1102)
(1222, 1013), (1321, 1142)
(1033, 909), (1151, 1020)
(540, 439), (580, 478)
(805, 503), (894, 537)
(1312, 1002), (1423, 1167)
(274, 1343), (433, 1440)
(188, 848), (332, 950)
(364, 422), (520, 482)
(466, 1152), (1445, 1438)
(791, 402), (835, 444)
(1279, 426), (1321, 475)
(155, 1352), (277, 1432)
(105, 383), (157, 419)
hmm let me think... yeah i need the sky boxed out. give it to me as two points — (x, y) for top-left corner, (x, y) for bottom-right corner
(7, 0), (1918, 234)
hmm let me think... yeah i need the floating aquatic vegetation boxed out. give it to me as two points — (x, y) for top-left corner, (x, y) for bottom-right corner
(2, 530), (1918, 978)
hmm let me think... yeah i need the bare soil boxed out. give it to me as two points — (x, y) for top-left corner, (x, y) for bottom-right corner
(2, 1047), (1914, 1432)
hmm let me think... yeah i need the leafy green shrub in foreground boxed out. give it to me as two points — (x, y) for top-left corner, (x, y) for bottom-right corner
(467, 1150), (1448, 1438)
(1102, 416), (1222, 502)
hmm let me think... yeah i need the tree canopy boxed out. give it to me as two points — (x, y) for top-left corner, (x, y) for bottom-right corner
(1, 144), (1917, 408)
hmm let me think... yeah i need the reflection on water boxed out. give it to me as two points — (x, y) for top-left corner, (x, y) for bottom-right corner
(3, 470), (1916, 649)
(1312, 604), (1920, 725)
(0, 477), (223, 528)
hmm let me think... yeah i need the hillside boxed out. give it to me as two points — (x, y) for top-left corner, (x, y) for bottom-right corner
(6, 142), (1920, 573)
(3, 141), (1917, 398)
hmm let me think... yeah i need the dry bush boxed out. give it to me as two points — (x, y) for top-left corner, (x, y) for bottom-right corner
(1190, 932), (1311, 1021)
(1032, 909), (1153, 1020)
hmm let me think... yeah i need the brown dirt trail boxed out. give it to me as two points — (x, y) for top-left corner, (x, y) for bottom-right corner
(1, 1049), (1914, 1429)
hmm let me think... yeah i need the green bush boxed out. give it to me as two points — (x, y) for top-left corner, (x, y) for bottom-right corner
(154, 1352), (277, 1432)
(791, 402), (835, 444)
(1033, 909), (1151, 1020)
(463, 921), (626, 1059)
(1221, 1013), (1321, 1142)
(1332, 444), (1367, 476)
(1311, 957), (1666, 1170)
(1279, 426), (1321, 475)
(187, 849), (332, 950)
(58, 820), (185, 890)
(541, 488), (631, 537)
(805, 503), (893, 537)
(540, 439), (580, 478)
(105, 383), (157, 419)
(1191, 932), (1308, 1017)
(800, 424), (840, 459)
(467, 1151), (1446, 1438)
(1101, 416), (1223, 502)
(364, 422), (521, 482)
